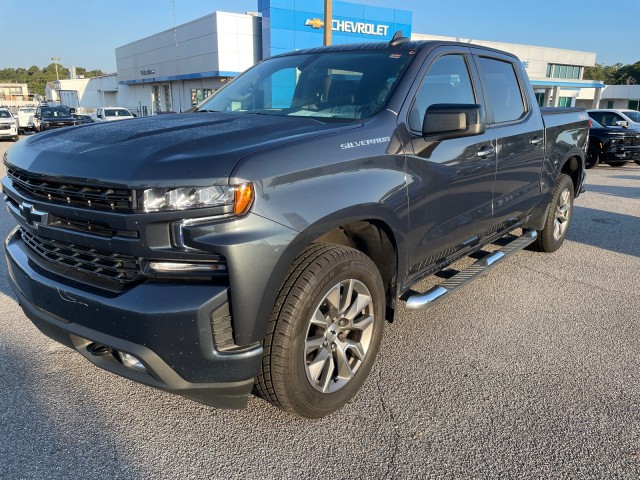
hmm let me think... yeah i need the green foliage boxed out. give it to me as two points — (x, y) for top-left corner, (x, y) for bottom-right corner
(584, 61), (640, 85)
(0, 64), (105, 96)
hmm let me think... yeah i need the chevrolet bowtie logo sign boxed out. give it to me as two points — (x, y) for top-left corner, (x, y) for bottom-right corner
(304, 18), (390, 36)
(305, 18), (324, 29)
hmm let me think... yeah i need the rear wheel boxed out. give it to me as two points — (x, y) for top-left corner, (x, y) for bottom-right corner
(605, 161), (627, 167)
(255, 243), (385, 418)
(532, 173), (574, 253)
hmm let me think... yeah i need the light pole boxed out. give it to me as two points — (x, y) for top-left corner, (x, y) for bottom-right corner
(324, 0), (332, 46)
(51, 56), (60, 81)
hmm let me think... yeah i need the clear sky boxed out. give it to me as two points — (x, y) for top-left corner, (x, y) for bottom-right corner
(1, 0), (638, 72)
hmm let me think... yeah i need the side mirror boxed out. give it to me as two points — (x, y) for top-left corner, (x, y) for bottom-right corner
(615, 120), (628, 128)
(423, 104), (486, 139)
(97, 114), (103, 119)
(69, 108), (76, 114)
(34, 114), (40, 119)
(132, 113), (137, 117)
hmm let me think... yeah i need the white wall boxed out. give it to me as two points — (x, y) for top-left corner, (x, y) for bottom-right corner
(411, 33), (596, 80)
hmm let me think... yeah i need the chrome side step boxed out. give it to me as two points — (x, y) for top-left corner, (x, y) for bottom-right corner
(405, 229), (538, 311)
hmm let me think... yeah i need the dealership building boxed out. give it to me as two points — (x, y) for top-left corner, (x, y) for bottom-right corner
(45, 0), (637, 115)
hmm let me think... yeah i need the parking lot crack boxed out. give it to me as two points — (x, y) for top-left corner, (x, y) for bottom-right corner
(375, 368), (401, 478)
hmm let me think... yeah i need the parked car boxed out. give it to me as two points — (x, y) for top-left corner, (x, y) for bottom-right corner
(587, 109), (640, 128)
(94, 107), (135, 122)
(17, 107), (37, 134)
(0, 107), (19, 141)
(586, 118), (640, 168)
(72, 113), (94, 124)
(34, 105), (78, 132)
(2, 38), (588, 418)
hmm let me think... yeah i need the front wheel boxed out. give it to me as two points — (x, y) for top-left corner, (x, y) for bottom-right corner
(585, 144), (599, 169)
(531, 173), (574, 253)
(635, 160), (640, 166)
(605, 161), (628, 167)
(255, 243), (385, 418)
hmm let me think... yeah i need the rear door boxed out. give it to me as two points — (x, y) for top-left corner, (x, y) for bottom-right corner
(471, 49), (545, 226)
(404, 47), (497, 284)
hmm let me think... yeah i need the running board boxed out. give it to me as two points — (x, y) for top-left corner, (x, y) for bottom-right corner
(405, 229), (538, 311)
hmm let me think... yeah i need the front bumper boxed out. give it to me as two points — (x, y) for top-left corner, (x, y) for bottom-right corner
(0, 124), (18, 137)
(5, 228), (263, 409)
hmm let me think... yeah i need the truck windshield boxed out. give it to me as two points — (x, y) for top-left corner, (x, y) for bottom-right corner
(42, 107), (71, 117)
(105, 109), (131, 117)
(198, 51), (415, 121)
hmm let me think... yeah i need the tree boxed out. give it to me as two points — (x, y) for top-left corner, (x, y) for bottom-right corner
(612, 62), (640, 85)
(0, 63), (106, 95)
(583, 63), (622, 84)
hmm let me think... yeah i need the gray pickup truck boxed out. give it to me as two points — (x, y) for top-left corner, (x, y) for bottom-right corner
(3, 37), (588, 418)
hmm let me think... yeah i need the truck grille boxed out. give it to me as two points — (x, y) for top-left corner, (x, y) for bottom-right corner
(7, 168), (134, 211)
(623, 134), (640, 147)
(20, 228), (142, 283)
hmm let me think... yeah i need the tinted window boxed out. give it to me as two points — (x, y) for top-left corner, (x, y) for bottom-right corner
(0, 110), (11, 118)
(409, 54), (475, 131)
(477, 57), (525, 123)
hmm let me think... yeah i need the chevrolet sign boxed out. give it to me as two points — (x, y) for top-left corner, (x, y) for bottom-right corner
(305, 18), (390, 36)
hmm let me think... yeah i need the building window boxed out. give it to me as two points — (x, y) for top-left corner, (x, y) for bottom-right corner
(163, 85), (172, 112)
(558, 97), (573, 107)
(191, 88), (217, 106)
(628, 100), (640, 111)
(547, 64), (582, 79)
(535, 92), (545, 107)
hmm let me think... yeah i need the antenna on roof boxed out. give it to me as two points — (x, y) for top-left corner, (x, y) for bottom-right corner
(389, 31), (410, 46)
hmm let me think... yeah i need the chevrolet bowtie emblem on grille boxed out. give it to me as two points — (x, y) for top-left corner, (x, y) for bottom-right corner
(19, 202), (49, 229)
(305, 18), (325, 29)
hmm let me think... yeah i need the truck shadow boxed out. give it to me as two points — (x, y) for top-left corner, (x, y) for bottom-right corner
(584, 183), (640, 199)
(569, 205), (640, 258)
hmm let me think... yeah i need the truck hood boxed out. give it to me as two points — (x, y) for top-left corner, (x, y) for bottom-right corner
(6, 113), (359, 187)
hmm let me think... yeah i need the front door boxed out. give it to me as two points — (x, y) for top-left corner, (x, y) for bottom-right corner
(404, 49), (497, 284)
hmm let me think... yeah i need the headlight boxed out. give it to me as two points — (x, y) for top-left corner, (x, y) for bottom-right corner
(140, 183), (254, 214)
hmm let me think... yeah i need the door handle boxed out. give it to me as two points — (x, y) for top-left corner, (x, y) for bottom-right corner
(530, 137), (543, 146)
(476, 146), (495, 158)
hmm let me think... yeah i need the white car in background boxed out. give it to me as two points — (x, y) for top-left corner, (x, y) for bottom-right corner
(94, 107), (135, 122)
(0, 108), (19, 141)
(17, 106), (37, 134)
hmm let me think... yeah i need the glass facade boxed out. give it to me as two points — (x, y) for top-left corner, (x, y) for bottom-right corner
(546, 64), (581, 79)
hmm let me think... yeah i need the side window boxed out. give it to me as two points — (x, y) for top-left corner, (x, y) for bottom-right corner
(408, 54), (476, 132)
(476, 57), (525, 124)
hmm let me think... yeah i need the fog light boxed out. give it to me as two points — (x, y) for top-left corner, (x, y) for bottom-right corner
(119, 352), (146, 370)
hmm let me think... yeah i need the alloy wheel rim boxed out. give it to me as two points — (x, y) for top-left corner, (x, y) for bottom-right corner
(553, 188), (571, 241)
(304, 279), (375, 393)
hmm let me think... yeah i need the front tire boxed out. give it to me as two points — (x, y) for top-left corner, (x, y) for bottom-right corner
(605, 161), (627, 167)
(255, 243), (385, 418)
(585, 144), (599, 169)
(532, 173), (574, 253)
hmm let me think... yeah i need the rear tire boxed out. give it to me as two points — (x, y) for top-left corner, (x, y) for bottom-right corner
(532, 173), (574, 253)
(255, 243), (385, 418)
(605, 161), (627, 167)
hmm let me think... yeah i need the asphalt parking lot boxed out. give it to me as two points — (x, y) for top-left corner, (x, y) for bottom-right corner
(1, 137), (639, 478)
